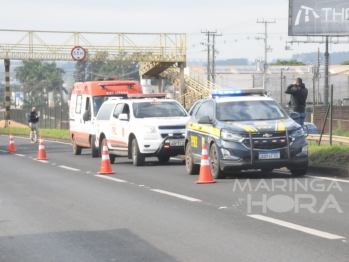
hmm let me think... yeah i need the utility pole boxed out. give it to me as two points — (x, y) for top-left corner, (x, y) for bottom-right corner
(201, 30), (216, 82)
(211, 32), (222, 83)
(324, 37), (329, 104)
(256, 20), (275, 91)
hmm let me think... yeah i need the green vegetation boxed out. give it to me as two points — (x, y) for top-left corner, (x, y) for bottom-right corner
(308, 142), (349, 167)
(0, 127), (70, 140)
(270, 59), (306, 66)
(340, 60), (349, 65)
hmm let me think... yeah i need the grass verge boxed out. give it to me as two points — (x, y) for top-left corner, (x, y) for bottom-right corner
(0, 127), (70, 140)
(308, 142), (349, 167)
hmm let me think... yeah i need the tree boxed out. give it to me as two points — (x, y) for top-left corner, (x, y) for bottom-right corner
(340, 61), (349, 65)
(15, 60), (66, 107)
(74, 61), (87, 82)
(270, 59), (306, 66)
(98, 62), (140, 81)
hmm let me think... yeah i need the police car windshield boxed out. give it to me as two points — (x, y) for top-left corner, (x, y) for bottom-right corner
(216, 100), (287, 121)
(133, 101), (187, 118)
(93, 95), (124, 116)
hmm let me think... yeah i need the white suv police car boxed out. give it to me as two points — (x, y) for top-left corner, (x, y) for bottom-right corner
(185, 89), (308, 179)
(95, 94), (189, 166)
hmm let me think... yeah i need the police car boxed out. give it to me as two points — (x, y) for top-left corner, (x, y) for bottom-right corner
(95, 93), (190, 166)
(185, 89), (309, 179)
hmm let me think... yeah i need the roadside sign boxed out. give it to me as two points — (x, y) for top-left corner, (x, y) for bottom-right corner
(71, 46), (86, 61)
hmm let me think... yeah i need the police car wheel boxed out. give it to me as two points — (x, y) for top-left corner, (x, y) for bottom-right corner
(132, 138), (145, 166)
(185, 143), (199, 175)
(158, 155), (170, 163)
(72, 137), (82, 155)
(290, 167), (307, 177)
(209, 143), (226, 179)
(91, 135), (98, 158)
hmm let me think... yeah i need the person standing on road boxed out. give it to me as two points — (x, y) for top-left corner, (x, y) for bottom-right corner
(28, 107), (39, 143)
(285, 78), (308, 126)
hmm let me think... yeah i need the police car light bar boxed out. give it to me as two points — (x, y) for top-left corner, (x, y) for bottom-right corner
(211, 88), (265, 97)
(127, 93), (167, 99)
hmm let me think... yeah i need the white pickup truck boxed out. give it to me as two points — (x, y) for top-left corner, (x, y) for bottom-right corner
(94, 94), (190, 166)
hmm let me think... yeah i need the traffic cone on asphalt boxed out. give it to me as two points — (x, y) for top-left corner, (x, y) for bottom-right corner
(36, 136), (48, 160)
(8, 133), (17, 152)
(98, 141), (114, 174)
(196, 141), (216, 184)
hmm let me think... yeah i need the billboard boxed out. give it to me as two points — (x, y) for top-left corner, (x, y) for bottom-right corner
(289, 0), (349, 36)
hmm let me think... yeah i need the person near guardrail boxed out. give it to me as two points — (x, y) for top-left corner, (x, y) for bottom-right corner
(28, 107), (39, 143)
(285, 77), (308, 126)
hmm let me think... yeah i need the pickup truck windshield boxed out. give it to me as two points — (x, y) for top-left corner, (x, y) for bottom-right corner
(133, 101), (187, 118)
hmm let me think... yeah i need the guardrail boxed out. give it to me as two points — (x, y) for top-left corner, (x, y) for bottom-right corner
(307, 134), (349, 145)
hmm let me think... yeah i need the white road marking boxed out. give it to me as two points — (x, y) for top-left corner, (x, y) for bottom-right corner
(0, 150), (7, 152)
(36, 160), (49, 163)
(248, 215), (345, 240)
(151, 189), (202, 202)
(306, 175), (349, 184)
(59, 165), (80, 171)
(95, 175), (127, 183)
(14, 154), (25, 157)
(219, 206), (228, 209)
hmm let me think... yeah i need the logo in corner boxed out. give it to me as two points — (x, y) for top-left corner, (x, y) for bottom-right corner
(295, 5), (320, 26)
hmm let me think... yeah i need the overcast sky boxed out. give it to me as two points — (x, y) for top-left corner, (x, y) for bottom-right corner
(1, 0), (348, 63)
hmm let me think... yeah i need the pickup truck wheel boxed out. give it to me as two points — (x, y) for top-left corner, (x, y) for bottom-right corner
(132, 138), (145, 166)
(109, 154), (116, 164)
(91, 135), (98, 158)
(157, 155), (170, 163)
(290, 167), (307, 177)
(72, 137), (82, 155)
(209, 143), (226, 179)
(185, 144), (199, 175)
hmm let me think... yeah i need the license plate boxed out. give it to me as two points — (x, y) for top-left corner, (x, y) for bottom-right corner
(259, 151), (280, 159)
(169, 140), (185, 146)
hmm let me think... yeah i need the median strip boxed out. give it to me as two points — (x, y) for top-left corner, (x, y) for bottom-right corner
(248, 214), (345, 240)
(151, 189), (202, 202)
(59, 165), (80, 171)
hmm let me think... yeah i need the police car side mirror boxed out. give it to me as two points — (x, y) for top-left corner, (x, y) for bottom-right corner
(83, 110), (90, 121)
(289, 112), (300, 120)
(198, 115), (212, 124)
(118, 113), (129, 121)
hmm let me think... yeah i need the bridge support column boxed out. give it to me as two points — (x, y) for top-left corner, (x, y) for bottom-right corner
(4, 59), (11, 124)
(178, 62), (186, 96)
(157, 76), (162, 93)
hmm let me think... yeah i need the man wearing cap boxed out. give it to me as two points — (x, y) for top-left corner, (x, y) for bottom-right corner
(285, 78), (308, 126)
(28, 107), (39, 143)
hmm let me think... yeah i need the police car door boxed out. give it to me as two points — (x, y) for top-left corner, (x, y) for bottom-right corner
(116, 103), (131, 152)
(191, 100), (214, 160)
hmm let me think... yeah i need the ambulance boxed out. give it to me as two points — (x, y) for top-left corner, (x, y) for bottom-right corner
(69, 79), (143, 157)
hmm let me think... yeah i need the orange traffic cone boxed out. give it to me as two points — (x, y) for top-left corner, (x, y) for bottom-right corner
(36, 136), (48, 160)
(196, 141), (216, 184)
(98, 141), (114, 174)
(8, 133), (17, 152)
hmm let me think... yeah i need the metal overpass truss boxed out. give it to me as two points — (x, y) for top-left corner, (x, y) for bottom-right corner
(160, 64), (220, 109)
(0, 29), (186, 120)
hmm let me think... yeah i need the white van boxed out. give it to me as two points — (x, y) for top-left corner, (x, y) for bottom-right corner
(69, 79), (143, 157)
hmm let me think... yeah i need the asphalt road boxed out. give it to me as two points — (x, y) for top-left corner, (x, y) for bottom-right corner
(0, 135), (348, 262)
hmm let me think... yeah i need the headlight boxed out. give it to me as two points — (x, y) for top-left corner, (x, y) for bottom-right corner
(221, 129), (245, 142)
(291, 128), (305, 140)
(143, 125), (157, 133)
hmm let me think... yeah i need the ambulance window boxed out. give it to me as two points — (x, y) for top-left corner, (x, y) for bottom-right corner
(113, 103), (124, 118)
(195, 101), (214, 120)
(76, 95), (82, 114)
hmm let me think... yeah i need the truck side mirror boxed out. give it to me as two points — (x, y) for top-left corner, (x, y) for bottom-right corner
(83, 110), (90, 121)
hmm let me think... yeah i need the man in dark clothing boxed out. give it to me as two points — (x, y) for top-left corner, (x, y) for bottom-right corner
(285, 78), (308, 126)
(28, 107), (39, 143)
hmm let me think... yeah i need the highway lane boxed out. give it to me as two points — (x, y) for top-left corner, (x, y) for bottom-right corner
(0, 135), (348, 261)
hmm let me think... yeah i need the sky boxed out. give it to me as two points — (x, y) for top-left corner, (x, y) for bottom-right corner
(1, 0), (349, 63)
